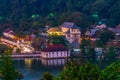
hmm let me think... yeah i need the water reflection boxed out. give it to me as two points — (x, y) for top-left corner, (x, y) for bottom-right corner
(25, 59), (32, 68)
(13, 58), (64, 80)
(3, 58), (118, 80)
(41, 58), (66, 66)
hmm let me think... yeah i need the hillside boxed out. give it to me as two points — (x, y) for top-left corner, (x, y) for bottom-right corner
(0, 0), (119, 33)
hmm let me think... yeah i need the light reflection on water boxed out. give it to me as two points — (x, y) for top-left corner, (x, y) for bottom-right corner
(13, 58), (65, 80)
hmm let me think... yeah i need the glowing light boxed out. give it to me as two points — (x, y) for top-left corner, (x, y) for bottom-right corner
(25, 59), (32, 68)
(92, 12), (99, 19)
(31, 15), (35, 18)
(48, 13), (55, 17)
(49, 32), (63, 35)
(31, 14), (39, 18)
(24, 47), (31, 52)
(21, 44), (34, 53)
(98, 21), (102, 25)
(61, 28), (69, 33)
(0, 16), (4, 20)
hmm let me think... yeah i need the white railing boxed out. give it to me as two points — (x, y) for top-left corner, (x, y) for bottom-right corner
(0, 53), (41, 58)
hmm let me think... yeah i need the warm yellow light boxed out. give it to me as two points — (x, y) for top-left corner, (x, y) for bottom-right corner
(61, 28), (69, 32)
(24, 47), (31, 53)
(25, 59), (32, 68)
(49, 32), (63, 35)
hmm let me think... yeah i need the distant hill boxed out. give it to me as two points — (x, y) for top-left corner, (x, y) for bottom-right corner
(0, 0), (119, 32)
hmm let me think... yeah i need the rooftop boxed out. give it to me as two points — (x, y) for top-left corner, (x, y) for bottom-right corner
(1, 36), (17, 42)
(3, 28), (15, 35)
(25, 35), (32, 41)
(47, 27), (62, 32)
(42, 44), (68, 52)
(60, 22), (79, 29)
(108, 28), (120, 33)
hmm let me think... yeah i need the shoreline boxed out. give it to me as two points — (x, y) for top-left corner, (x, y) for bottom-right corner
(0, 53), (70, 59)
(0, 53), (41, 58)
(0, 53), (119, 59)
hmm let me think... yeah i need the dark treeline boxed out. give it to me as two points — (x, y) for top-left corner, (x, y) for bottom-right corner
(0, 0), (120, 33)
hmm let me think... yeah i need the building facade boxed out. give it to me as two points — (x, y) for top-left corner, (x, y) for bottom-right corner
(0, 29), (35, 53)
(47, 27), (63, 35)
(41, 44), (70, 59)
(60, 22), (81, 44)
(47, 22), (81, 44)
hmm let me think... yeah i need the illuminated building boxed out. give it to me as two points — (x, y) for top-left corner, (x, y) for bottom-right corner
(1, 29), (18, 47)
(60, 22), (81, 44)
(20, 43), (35, 53)
(47, 27), (63, 35)
(3, 29), (15, 38)
(0, 29), (35, 53)
(108, 28), (120, 40)
(41, 44), (70, 59)
(24, 35), (33, 44)
(47, 22), (81, 44)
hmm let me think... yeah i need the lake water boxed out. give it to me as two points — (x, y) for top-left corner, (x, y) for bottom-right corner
(1, 57), (119, 80)
(13, 58), (66, 80)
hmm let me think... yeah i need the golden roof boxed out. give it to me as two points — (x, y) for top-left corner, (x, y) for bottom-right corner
(47, 27), (62, 32)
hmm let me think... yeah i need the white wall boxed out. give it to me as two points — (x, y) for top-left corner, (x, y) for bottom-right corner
(41, 51), (70, 59)
(41, 59), (65, 66)
(3, 32), (14, 38)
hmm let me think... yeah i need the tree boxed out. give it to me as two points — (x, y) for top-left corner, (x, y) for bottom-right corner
(48, 34), (68, 47)
(0, 52), (23, 80)
(0, 44), (8, 54)
(16, 48), (21, 54)
(55, 58), (120, 80)
(15, 71), (24, 80)
(55, 60), (100, 80)
(80, 38), (92, 57)
(109, 1), (120, 26)
(99, 61), (120, 80)
(100, 32), (115, 45)
(88, 48), (96, 58)
(80, 38), (86, 57)
(31, 37), (46, 50)
(78, 63), (100, 80)
(0, 0), (120, 30)
(0, 53), (16, 80)
(106, 47), (116, 58)
(58, 12), (91, 33)
(95, 29), (115, 45)
(41, 72), (54, 80)
(96, 40), (104, 47)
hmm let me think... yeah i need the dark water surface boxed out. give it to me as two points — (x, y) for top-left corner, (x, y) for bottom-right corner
(13, 58), (65, 80)
(1, 57), (119, 80)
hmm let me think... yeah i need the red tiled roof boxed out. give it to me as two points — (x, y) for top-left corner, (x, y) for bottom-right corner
(4, 29), (15, 34)
(42, 44), (68, 52)
(25, 35), (32, 41)
(9, 31), (14, 35)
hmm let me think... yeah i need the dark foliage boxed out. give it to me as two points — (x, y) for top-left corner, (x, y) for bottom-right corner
(0, 0), (119, 33)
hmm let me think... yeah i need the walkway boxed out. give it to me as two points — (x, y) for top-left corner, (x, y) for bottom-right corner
(0, 53), (41, 58)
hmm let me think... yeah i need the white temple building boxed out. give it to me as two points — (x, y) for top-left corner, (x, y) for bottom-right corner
(41, 44), (70, 59)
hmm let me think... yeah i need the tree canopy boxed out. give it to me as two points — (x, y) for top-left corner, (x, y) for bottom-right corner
(54, 59), (120, 80)
(0, 0), (119, 33)
(47, 34), (68, 47)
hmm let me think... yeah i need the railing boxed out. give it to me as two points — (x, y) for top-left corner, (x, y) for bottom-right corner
(0, 53), (41, 58)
